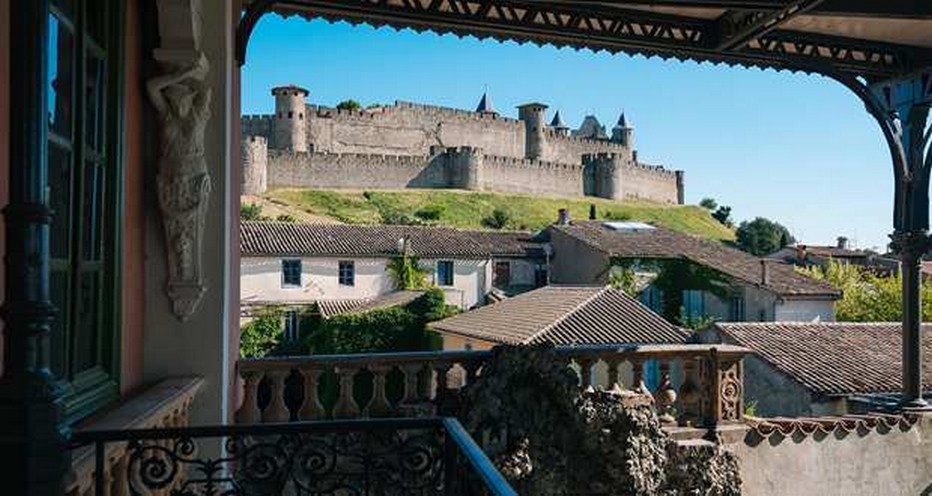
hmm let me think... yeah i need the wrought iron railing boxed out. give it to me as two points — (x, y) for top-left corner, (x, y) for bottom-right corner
(69, 417), (516, 496)
(237, 344), (749, 428)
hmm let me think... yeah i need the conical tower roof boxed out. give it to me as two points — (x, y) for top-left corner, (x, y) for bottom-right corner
(616, 112), (631, 128)
(550, 110), (569, 129)
(475, 92), (496, 114)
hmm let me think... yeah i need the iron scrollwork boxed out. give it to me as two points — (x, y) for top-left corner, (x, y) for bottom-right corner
(119, 428), (444, 495)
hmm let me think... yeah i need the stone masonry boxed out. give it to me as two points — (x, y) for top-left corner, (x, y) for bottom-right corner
(241, 85), (685, 203)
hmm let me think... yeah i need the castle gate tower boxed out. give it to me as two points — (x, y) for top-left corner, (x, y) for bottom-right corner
(272, 85), (309, 152)
(517, 102), (549, 160)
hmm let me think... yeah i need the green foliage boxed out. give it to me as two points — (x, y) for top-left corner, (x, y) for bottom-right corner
(307, 288), (454, 354)
(336, 99), (362, 111)
(275, 214), (296, 222)
(699, 198), (718, 210)
(608, 257), (732, 326)
(414, 205), (444, 221)
(798, 259), (932, 321)
(386, 256), (429, 290)
(239, 306), (284, 358)
(380, 208), (426, 226)
(266, 189), (736, 241)
(481, 208), (512, 229)
(736, 217), (795, 256)
(240, 203), (269, 221)
(744, 400), (758, 417)
(712, 205), (733, 227)
(680, 314), (718, 331)
(608, 265), (638, 296)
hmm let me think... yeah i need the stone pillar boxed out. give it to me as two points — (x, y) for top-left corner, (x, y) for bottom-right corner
(517, 103), (548, 160)
(241, 135), (268, 195)
(272, 85), (308, 152)
(144, 0), (236, 426)
(675, 170), (685, 205)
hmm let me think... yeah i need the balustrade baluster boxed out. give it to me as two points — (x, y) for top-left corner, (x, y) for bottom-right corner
(631, 358), (644, 390)
(298, 368), (326, 420)
(433, 362), (452, 400)
(402, 363), (422, 405)
(678, 356), (700, 426)
(332, 366), (361, 419)
(237, 371), (263, 424)
(606, 358), (621, 389)
(263, 370), (290, 423)
(578, 358), (594, 387)
(368, 365), (394, 417)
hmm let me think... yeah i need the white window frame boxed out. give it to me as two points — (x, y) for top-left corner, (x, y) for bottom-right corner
(281, 259), (302, 288)
(437, 260), (455, 287)
(338, 260), (355, 287)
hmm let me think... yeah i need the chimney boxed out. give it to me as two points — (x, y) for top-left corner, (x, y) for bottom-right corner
(837, 236), (849, 250)
(795, 244), (807, 264)
(589, 204), (597, 220)
(760, 260), (770, 286)
(557, 208), (571, 226)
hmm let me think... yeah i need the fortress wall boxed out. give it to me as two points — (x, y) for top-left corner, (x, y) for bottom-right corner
(267, 151), (447, 190)
(305, 102), (525, 158)
(546, 130), (631, 164)
(242, 114), (273, 140)
(479, 155), (585, 198)
(619, 163), (680, 204)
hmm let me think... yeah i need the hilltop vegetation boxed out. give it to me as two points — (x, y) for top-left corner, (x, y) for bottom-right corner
(255, 189), (735, 241)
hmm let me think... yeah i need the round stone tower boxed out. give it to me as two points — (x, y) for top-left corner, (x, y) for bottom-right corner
(517, 102), (549, 160)
(242, 135), (268, 195)
(272, 85), (309, 152)
(612, 112), (635, 161)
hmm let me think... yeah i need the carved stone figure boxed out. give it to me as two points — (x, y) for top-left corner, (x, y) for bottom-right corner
(148, 52), (212, 320)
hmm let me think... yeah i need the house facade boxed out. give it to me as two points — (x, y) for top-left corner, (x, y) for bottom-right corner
(240, 221), (498, 312)
(545, 218), (840, 323)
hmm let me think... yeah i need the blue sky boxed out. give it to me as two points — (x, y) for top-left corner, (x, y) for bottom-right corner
(243, 15), (894, 250)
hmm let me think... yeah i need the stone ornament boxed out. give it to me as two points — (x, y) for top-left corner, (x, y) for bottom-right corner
(148, 51), (212, 321)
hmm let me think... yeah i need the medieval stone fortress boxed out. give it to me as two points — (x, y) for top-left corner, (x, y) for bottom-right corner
(241, 85), (684, 204)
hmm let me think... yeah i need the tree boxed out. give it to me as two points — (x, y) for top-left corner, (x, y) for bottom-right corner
(699, 198), (718, 210)
(239, 306), (284, 358)
(798, 259), (932, 321)
(386, 256), (429, 290)
(736, 217), (795, 256)
(712, 205), (733, 227)
(336, 99), (362, 111)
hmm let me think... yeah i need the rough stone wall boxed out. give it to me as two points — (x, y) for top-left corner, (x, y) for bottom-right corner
(619, 163), (681, 204)
(479, 155), (585, 198)
(547, 130), (631, 164)
(305, 102), (525, 158)
(267, 151), (448, 190)
(242, 114), (273, 141)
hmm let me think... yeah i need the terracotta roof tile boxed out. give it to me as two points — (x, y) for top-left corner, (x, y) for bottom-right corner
(713, 322), (932, 396)
(240, 221), (491, 259)
(551, 221), (840, 298)
(430, 285), (688, 346)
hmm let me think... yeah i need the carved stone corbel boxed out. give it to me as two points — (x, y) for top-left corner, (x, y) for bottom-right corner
(148, 0), (211, 321)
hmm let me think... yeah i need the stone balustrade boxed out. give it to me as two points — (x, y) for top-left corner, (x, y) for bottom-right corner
(236, 344), (748, 428)
(66, 377), (203, 496)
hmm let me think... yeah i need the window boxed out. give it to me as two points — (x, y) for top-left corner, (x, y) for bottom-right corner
(639, 286), (663, 313)
(534, 264), (548, 287)
(47, 0), (123, 423)
(493, 261), (511, 287)
(282, 259), (302, 287)
(730, 296), (746, 321)
(437, 261), (454, 286)
(283, 310), (300, 342)
(682, 290), (705, 319)
(338, 261), (355, 286)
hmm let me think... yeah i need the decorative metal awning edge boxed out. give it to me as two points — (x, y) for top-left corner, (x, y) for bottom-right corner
(238, 0), (932, 82)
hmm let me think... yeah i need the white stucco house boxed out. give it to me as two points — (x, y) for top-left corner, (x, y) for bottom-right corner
(239, 221), (521, 320)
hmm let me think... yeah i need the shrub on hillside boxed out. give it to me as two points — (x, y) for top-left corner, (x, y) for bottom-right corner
(414, 205), (444, 221)
(241, 203), (269, 221)
(482, 208), (512, 229)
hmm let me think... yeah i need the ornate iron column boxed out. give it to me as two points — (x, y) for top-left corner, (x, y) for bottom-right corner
(0, 0), (70, 493)
(840, 70), (932, 408)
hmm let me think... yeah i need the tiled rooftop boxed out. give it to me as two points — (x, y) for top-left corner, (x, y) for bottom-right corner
(713, 322), (932, 396)
(430, 285), (688, 346)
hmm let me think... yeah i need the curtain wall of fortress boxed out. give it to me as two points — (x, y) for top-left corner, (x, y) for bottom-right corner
(241, 86), (684, 204)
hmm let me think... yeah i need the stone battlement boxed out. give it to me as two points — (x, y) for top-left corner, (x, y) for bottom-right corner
(270, 150), (431, 168)
(482, 153), (585, 172)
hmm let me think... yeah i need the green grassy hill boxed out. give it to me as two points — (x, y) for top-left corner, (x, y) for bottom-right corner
(256, 189), (735, 241)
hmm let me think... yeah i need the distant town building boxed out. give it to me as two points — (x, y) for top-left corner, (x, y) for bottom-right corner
(543, 215), (841, 322)
(768, 237), (899, 275)
(700, 322), (932, 416)
(241, 85), (684, 204)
